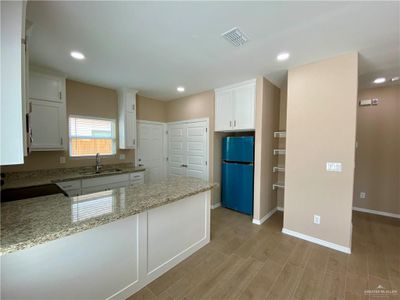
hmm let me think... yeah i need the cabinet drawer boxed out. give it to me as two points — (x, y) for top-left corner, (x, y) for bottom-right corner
(56, 180), (81, 191)
(65, 189), (81, 197)
(130, 172), (144, 181)
(81, 181), (129, 195)
(82, 174), (130, 188)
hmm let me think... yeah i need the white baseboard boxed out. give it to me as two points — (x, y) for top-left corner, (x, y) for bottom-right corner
(211, 202), (221, 209)
(353, 207), (400, 219)
(252, 208), (277, 225)
(282, 228), (351, 254)
(276, 206), (284, 211)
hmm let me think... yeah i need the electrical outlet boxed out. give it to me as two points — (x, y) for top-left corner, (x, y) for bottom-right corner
(360, 192), (366, 199)
(59, 156), (66, 164)
(313, 215), (321, 225)
(119, 154), (126, 160)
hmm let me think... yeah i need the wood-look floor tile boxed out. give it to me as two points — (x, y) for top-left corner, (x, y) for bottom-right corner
(293, 267), (324, 300)
(266, 262), (303, 299)
(127, 287), (156, 300)
(207, 257), (263, 299)
(238, 258), (283, 300)
(318, 271), (346, 300)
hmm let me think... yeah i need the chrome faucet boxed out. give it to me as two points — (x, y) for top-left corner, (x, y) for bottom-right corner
(95, 153), (103, 173)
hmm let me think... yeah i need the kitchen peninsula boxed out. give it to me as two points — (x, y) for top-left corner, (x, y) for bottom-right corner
(1, 177), (213, 299)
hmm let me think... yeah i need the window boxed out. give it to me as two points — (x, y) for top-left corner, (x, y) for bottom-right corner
(69, 115), (116, 157)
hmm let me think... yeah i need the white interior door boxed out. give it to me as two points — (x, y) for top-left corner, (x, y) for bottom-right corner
(168, 123), (187, 177)
(168, 120), (208, 181)
(136, 122), (166, 183)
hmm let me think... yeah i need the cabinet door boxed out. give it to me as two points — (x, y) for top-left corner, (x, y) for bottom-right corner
(30, 100), (64, 150)
(125, 112), (136, 148)
(215, 90), (233, 131)
(125, 92), (136, 113)
(233, 83), (256, 130)
(29, 72), (63, 103)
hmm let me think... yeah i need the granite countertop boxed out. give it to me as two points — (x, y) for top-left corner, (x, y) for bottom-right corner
(2, 163), (146, 189)
(1, 177), (213, 255)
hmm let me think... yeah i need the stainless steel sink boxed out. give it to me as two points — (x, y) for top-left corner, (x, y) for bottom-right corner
(79, 168), (122, 176)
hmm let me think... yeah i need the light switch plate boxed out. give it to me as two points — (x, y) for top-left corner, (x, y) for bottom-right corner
(360, 192), (366, 199)
(313, 215), (321, 224)
(59, 156), (66, 164)
(326, 162), (342, 172)
(119, 154), (126, 160)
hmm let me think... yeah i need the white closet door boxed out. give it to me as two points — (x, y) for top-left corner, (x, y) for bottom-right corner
(137, 122), (166, 183)
(233, 83), (256, 130)
(167, 120), (208, 181)
(186, 121), (207, 180)
(168, 123), (187, 177)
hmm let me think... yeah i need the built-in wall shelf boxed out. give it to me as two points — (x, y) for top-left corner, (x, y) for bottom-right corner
(273, 166), (285, 173)
(273, 183), (285, 190)
(274, 131), (286, 138)
(273, 149), (286, 155)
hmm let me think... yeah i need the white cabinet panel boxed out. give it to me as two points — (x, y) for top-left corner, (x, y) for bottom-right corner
(147, 194), (207, 274)
(215, 89), (233, 131)
(30, 100), (65, 150)
(233, 83), (256, 130)
(118, 89), (137, 149)
(214, 79), (256, 132)
(125, 112), (136, 148)
(29, 72), (62, 102)
(1, 216), (140, 300)
(0, 1), (26, 165)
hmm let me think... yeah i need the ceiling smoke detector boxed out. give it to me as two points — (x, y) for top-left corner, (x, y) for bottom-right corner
(222, 27), (248, 47)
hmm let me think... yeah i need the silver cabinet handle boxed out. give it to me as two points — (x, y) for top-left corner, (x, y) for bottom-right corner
(180, 164), (188, 168)
(234, 120), (236, 127)
(230, 121), (232, 127)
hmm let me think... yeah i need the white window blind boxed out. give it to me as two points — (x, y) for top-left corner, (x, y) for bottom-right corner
(69, 115), (116, 157)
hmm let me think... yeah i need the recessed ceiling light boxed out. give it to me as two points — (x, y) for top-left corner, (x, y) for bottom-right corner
(177, 86), (185, 92)
(373, 77), (386, 84)
(70, 51), (85, 60)
(277, 52), (290, 61)
(391, 76), (399, 82)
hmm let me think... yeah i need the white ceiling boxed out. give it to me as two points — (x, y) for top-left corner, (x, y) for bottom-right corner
(27, 1), (400, 101)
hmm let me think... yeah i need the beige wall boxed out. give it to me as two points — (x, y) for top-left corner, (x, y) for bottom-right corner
(166, 91), (216, 200)
(2, 80), (134, 172)
(353, 85), (400, 214)
(253, 76), (280, 220)
(283, 53), (358, 250)
(136, 95), (167, 123)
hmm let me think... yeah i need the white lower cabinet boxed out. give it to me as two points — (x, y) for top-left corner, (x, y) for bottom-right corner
(1, 191), (211, 300)
(56, 171), (145, 196)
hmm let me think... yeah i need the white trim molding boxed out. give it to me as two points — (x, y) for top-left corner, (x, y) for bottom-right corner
(282, 228), (351, 254)
(353, 207), (400, 219)
(277, 206), (284, 212)
(211, 202), (221, 209)
(252, 208), (277, 225)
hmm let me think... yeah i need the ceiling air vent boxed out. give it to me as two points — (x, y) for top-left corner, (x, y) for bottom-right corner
(222, 27), (248, 47)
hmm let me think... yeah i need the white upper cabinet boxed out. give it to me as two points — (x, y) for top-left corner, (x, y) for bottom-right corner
(215, 89), (234, 131)
(28, 70), (67, 151)
(30, 100), (65, 149)
(214, 79), (256, 132)
(29, 72), (63, 102)
(118, 89), (137, 149)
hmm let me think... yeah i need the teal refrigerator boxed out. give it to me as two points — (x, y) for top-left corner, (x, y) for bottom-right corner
(221, 136), (254, 215)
